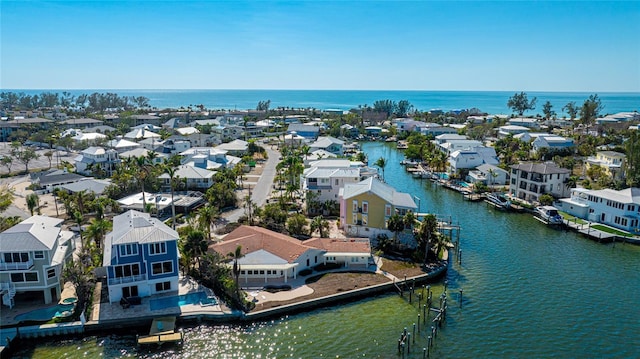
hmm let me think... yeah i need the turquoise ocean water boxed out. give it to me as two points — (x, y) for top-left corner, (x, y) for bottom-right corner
(5, 89), (640, 115)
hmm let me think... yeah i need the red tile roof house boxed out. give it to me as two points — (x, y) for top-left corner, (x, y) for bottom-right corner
(209, 226), (372, 287)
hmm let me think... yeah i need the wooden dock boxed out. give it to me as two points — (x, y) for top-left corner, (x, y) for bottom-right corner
(137, 317), (184, 346)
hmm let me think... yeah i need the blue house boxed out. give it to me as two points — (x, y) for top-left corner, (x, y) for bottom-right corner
(103, 210), (180, 303)
(287, 123), (320, 140)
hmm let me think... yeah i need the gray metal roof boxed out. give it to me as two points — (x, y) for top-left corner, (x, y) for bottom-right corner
(103, 210), (179, 266)
(342, 177), (417, 209)
(0, 215), (63, 252)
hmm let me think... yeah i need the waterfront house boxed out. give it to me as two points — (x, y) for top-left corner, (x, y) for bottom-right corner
(448, 148), (499, 173)
(340, 124), (359, 138)
(287, 124), (320, 140)
(466, 163), (509, 186)
(434, 134), (468, 145)
(531, 135), (574, 154)
(209, 226), (371, 285)
(74, 146), (120, 177)
(309, 136), (345, 156)
(0, 216), (75, 306)
(339, 177), (417, 238)
(103, 210), (180, 303)
(558, 187), (640, 234)
(584, 151), (626, 182)
(303, 149), (338, 166)
(303, 166), (362, 203)
(509, 162), (571, 202)
(415, 122), (458, 137)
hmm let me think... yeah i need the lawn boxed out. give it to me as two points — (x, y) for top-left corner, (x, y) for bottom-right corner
(559, 211), (587, 224)
(590, 224), (632, 237)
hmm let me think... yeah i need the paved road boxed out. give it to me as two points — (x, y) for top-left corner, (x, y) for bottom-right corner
(222, 145), (280, 223)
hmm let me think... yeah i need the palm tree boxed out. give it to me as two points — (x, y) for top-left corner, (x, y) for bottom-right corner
(310, 216), (329, 238)
(403, 211), (417, 231)
(163, 163), (179, 229)
(487, 168), (497, 192)
(197, 204), (219, 242)
(133, 155), (151, 211)
(73, 210), (85, 248)
(228, 245), (244, 300)
(26, 193), (39, 216)
(374, 157), (387, 181)
(179, 225), (208, 272)
(86, 218), (112, 249)
(415, 214), (438, 262)
(387, 213), (404, 244)
(565, 175), (579, 190)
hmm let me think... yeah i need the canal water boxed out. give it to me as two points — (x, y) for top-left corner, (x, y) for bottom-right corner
(12, 142), (640, 358)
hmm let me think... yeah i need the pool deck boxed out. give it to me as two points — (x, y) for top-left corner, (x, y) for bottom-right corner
(88, 276), (233, 326)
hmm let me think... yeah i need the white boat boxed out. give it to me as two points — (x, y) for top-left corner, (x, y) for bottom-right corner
(485, 193), (511, 210)
(534, 206), (564, 225)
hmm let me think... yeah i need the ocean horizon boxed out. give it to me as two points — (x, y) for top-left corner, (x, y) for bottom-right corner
(3, 89), (639, 116)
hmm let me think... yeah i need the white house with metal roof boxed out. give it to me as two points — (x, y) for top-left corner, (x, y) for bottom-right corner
(74, 146), (120, 177)
(558, 187), (640, 234)
(0, 216), (75, 306)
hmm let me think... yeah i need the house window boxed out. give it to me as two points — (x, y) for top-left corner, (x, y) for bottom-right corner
(11, 272), (38, 282)
(362, 214), (368, 225)
(362, 201), (368, 214)
(152, 261), (173, 275)
(114, 263), (140, 278)
(3, 252), (29, 263)
(385, 204), (392, 217)
(119, 244), (138, 257)
(335, 179), (339, 185)
(155, 281), (171, 292)
(34, 251), (45, 259)
(149, 242), (167, 255)
(47, 268), (56, 278)
(352, 200), (358, 212)
(122, 286), (138, 298)
(353, 213), (358, 224)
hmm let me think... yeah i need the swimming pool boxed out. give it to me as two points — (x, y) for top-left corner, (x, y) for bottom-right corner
(149, 291), (217, 311)
(14, 303), (75, 322)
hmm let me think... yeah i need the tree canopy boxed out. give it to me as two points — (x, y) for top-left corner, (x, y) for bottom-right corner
(507, 92), (537, 116)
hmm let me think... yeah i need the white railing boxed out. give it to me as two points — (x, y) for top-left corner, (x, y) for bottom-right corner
(0, 260), (33, 271)
(108, 273), (147, 286)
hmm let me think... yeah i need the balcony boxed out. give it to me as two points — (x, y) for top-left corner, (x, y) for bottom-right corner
(0, 260), (34, 271)
(108, 273), (147, 286)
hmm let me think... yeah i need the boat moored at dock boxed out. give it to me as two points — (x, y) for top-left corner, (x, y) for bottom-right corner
(534, 206), (564, 225)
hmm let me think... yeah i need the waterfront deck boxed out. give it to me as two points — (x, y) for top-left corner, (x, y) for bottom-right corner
(137, 317), (184, 346)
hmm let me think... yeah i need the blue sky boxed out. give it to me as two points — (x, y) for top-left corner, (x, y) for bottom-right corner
(1, 1), (639, 91)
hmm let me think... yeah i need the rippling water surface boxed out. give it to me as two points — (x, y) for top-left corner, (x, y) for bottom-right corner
(12, 142), (640, 358)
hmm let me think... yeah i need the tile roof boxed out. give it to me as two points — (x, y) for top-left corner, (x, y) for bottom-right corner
(210, 225), (313, 263)
(302, 237), (371, 254)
